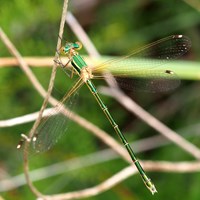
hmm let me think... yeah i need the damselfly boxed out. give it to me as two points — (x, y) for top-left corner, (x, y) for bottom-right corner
(18, 35), (191, 194)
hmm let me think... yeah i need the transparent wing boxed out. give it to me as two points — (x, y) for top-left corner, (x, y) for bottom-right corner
(32, 96), (76, 153)
(19, 78), (84, 155)
(114, 70), (180, 93)
(94, 35), (191, 74)
(32, 79), (84, 153)
(92, 35), (191, 92)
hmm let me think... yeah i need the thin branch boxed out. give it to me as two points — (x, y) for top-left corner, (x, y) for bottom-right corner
(37, 160), (200, 200)
(100, 86), (200, 159)
(1, 124), (200, 192)
(0, 57), (52, 67)
(2, 117), (200, 192)
(0, 101), (129, 164)
(0, 57), (89, 68)
(1, 0), (69, 198)
(24, 0), (69, 197)
(0, 108), (54, 127)
(0, 134), (164, 192)
(0, 29), (47, 98)
(0, 28), (45, 197)
(40, 166), (137, 200)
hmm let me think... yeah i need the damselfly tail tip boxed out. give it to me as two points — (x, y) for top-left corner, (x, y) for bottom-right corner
(142, 174), (157, 195)
(146, 181), (157, 195)
(150, 185), (158, 195)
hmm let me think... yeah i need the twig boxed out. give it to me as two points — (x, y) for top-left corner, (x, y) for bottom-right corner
(39, 166), (137, 200)
(1, 0), (69, 198)
(0, 29), (47, 97)
(0, 28), (45, 197)
(0, 133), (164, 192)
(24, 0), (69, 197)
(1, 124), (200, 192)
(0, 108), (55, 127)
(0, 56), (90, 68)
(37, 160), (200, 200)
(0, 57), (52, 67)
(100, 86), (200, 159)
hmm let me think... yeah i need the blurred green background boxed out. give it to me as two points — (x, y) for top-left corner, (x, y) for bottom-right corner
(0, 0), (200, 199)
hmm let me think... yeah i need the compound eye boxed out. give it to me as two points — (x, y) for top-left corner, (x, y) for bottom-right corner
(59, 47), (66, 55)
(75, 42), (82, 50)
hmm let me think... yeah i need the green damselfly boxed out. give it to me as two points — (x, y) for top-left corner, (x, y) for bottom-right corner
(18, 35), (191, 194)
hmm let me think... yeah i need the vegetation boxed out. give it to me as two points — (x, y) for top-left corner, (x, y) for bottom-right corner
(0, 0), (200, 200)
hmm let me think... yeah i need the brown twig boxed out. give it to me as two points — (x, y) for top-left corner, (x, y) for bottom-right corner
(1, 126), (199, 192)
(0, 56), (94, 69)
(0, 27), (45, 197)
(0, 57), (54, 67)
(0, 30), (47, 98)
(0, 57), (53, 67)
(0, 108), (55, 127)
(0, 0), (69, 198)
(25, 0), (69, 197)
(38, 160), (200, 200)
(100, 86), (200, 159)
(22, 0), (69, 196)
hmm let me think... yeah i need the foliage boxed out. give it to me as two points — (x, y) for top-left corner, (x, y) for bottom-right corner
(0, 0), (200, 200)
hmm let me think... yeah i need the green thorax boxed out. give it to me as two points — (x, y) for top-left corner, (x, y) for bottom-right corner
(71, 54), (87, 75)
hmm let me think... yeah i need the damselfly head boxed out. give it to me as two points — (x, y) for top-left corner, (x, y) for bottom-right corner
(61, 41), (82, 55)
